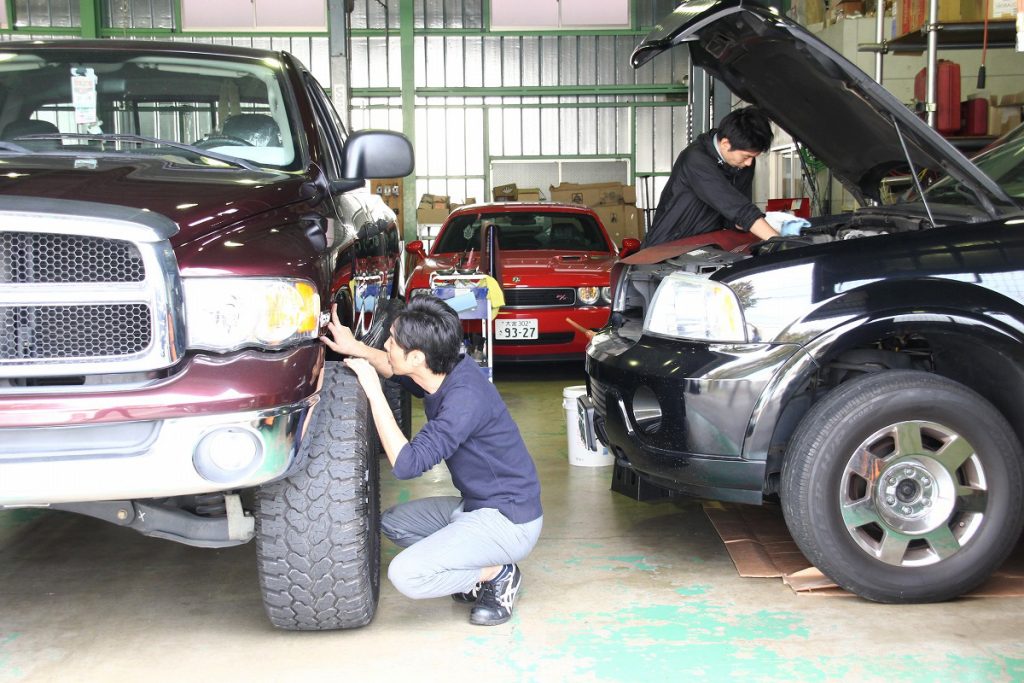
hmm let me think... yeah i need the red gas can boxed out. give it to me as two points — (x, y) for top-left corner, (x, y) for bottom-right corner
(960, 98), (989, 136)
(915, 60), (962, 135)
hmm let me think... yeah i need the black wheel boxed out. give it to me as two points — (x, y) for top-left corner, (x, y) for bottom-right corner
(361, 298), (413, 439)
(782, 370), (1024, 603)
(384, 377), (413, 439)
(254, 361), (381, 630)
(360, 297), (404, 349)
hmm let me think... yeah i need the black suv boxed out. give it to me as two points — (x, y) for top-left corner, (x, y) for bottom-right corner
(585, 0), (1024, 603)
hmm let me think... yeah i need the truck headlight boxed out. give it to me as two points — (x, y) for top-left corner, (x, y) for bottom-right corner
(184, 277), (320, 351)
(643, 272), (746, 342)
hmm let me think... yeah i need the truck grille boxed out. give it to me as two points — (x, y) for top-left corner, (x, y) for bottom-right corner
(0, 304), (152, 360)
(0, 201), (185, 381)
(0, 232), (144, 283)
(503, 288), (577, 308)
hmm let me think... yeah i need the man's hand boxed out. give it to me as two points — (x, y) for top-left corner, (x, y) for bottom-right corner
(748, 216), (780, 241)
(321, 304), (363, 357)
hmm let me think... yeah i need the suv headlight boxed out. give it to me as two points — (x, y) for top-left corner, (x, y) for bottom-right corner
(184, 277), (320, 351)
(643, 272), (746, 342)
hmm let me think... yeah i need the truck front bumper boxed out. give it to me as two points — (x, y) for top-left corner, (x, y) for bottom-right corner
(0, 399), (316, 505)
(0, 345), (324, 506)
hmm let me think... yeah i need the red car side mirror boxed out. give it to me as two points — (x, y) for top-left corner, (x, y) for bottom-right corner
(405, 240), (427, 259)
(619, 238), (641, 258)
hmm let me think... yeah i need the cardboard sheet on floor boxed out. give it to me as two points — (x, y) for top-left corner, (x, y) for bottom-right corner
(703, 502), (1024, 597)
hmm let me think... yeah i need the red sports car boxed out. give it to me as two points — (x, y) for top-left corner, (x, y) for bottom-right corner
(405, 202), (638, 361)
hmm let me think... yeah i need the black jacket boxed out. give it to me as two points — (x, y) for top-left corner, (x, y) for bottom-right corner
(643, 131), (764, 247)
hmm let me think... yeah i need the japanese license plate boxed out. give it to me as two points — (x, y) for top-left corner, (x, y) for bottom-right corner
(495, 319), (538, 340)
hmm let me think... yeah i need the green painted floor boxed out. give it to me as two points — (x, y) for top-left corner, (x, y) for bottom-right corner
(1, 362), (1023, 682)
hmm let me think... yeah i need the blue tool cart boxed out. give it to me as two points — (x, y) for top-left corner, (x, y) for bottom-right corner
(429, 272), (493, 382)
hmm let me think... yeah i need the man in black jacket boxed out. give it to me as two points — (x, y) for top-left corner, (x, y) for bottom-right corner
(642, 106), (780, 248)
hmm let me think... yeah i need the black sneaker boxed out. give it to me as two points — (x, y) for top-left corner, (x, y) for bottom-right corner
(469, 564), (522, 626)
(451, 582), (481, 604)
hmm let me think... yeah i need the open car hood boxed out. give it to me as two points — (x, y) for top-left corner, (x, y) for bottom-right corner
(632, 0), (1016, 216)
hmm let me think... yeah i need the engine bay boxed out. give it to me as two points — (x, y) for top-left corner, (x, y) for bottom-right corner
(610, 209), (935, 336)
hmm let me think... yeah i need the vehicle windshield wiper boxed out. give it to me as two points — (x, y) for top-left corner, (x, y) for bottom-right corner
(35, 133), (262, 172)
(0, 140), (31, 154)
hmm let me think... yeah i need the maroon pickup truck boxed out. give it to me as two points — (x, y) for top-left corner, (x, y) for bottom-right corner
(0, 40), (412, 630)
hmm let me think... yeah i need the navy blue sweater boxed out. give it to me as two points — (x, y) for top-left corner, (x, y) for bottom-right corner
(392, 356), (543, 524)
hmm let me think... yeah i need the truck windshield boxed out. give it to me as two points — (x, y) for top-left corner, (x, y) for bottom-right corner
(0, 50), (301, 171)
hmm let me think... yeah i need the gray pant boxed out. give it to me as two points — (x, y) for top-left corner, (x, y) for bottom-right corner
(381, 496), (543, 600)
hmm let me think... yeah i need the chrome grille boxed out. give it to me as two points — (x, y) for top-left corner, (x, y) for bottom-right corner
(503, 288), (577, 308)
(0, 232), (144, 283)
(0, 304), (152, 360)
(0, 199), (185, 380)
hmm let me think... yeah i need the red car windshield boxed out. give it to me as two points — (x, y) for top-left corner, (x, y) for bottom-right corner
(434, 212), (609, 254)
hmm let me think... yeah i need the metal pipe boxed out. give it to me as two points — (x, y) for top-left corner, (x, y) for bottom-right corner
(874, 0), (885, 83)
(926, 0), (939, 128)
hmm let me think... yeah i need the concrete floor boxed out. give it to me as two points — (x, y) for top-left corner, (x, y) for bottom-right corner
(1, 362), (1023, 682)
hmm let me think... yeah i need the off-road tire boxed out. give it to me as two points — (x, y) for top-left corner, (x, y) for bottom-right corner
(254, 361), (380, 630)
(361, 297), (412, 439)
(781, 370), (1024, 603)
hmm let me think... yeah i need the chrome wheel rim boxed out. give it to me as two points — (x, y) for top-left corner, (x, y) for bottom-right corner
(839, 420), (988, 567)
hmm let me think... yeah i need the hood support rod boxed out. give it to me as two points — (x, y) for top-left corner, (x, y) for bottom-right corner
(891, 114), (936, 229)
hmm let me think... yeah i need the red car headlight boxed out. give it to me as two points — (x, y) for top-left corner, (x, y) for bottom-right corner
(577, 286), (600, 305)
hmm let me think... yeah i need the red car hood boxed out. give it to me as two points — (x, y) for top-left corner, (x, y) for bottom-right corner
(0, 155), (301, 246)
(409, 250), (616, 290)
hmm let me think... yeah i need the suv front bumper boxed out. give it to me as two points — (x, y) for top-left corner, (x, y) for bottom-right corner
(584, 328), (803, 504)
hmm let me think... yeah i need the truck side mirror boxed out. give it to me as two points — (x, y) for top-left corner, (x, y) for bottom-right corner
(619, 238), (641, 258)
(339, 130), (414, 182)
(405, 240), (427, 260)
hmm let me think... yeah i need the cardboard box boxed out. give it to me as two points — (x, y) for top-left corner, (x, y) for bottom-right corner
(989, 0), (1019, 19)
(371, 178), (404, 233)
(492, 183), (518, 201)
(897, 0), (983, 35)
(592, 203), (643, 244)
(828, 0), (863, 24)
(517, 188), (543, 202)
(416, 207), (450, 225)
(549, 182), (637, 207)
(418, 193), (450, 210)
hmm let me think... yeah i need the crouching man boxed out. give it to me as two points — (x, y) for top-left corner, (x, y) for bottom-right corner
(321, 295), (543, 626)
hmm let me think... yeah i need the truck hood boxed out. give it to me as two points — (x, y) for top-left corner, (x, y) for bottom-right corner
(631, 0), (1016, 217)
(0, 155), (303, 244)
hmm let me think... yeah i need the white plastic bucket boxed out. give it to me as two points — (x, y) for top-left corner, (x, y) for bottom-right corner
(562, 386), (613, 467)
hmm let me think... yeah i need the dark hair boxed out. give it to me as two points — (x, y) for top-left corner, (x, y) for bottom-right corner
(717, 106), (773, 153)
(391, 295), (463, 374)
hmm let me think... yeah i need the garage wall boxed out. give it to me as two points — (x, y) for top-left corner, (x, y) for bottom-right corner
(346, 0), (690, 239)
